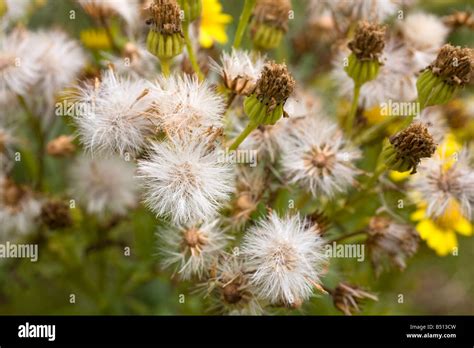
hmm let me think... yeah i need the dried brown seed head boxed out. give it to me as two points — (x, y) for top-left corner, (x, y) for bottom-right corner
(367, 217), (420, 276)
(254, 61), (295, 105)
(443, 11), (474, 30)
(183, 227), (207, 254)
(428, 44), (474, 86)
(333, 282), (378, 315)
(40, 200), (73, 230)
(2, 178), (26, 209)
(47, 135), (76, 157)
(222, 282), (243, 304)
(348, 21), (386, 61)
(389, 123), (436, 174)
(148, 0), (183, 35)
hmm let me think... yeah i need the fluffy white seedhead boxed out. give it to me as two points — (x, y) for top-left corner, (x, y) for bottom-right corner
(399, 12), (449, 52)
(280, 117), (361, 198)
(1, 0), (32, 27)
(0, 29), (41, 105)
(418, 108), (449, 144)
(411, 150), (474, 218)
(159, 219), (230, 280)
(137, 137), (234, 224)
(231, 92), (321, 163)
(150, 74), (225, 136)
(74, 69), (155, 158)
(102, 43), (158, 79)
(242, 213), (327, 305)
(69, 155), (138, 216)
(332, 38), (418, 108)
(0, 177), (41, 241)
(399, 12), (449, 70)
(77, 0), (140, 30)
(33, 30), (87, 108)
(211, 49), (265, 94)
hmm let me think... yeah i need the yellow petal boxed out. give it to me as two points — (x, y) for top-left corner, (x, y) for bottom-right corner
(411, 208), (426, 221)
(199, 30), (214, 48)
(416, 219), (439, 240)
(390, 170), (411, 182)
(454, 217), (473, 236)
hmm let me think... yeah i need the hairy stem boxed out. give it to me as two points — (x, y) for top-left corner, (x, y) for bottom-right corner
(183, 22), (204, 80)
(18, 95), (45, 190)
(161, 58), (171, 77)
(99, 15), (121, 54)
(345, 83), (361, 134)
(233, 0), (256, 49)
(327, 230), (367, 244)
(229, 122), (257, 151)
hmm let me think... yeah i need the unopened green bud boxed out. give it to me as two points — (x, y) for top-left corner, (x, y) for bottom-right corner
(345, 53), (380, 86)
(250, 0), (291, 51)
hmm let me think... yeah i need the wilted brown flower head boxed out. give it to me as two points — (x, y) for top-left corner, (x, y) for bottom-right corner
(443, 100), (469, 129)
(78, 0), (117, 18)
(443, 11), (474, 30)
(147, 0), (183, 35)
(47, 135), (76, 157)
(427, 44), (474, 86)
(253, 0), (292, 32)
(1, 178), (27, 213)
(348, 21), (386, 61)
(308, 210), (331, 235)
(389, 123), (437, 174)
(332, 282), (378, 315)
(254, 61), (295, 106)
(367, 216), (420, 276)
(40, 200), (73, 230)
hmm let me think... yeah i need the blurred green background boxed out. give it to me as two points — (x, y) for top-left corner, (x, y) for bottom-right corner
(0, 0), (473, 315)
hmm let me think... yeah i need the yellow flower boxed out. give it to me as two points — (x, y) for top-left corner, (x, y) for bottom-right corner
(199, 0), (232, 48)
(80, 28), (111, 50)
(436, 132), (461, 170)
(412, 199), (472, 256)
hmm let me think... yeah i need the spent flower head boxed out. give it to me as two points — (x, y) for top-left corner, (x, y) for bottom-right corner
(137, 135), (234, 224)
(159, 219), (230, 280)
(242, 212), (327, 306)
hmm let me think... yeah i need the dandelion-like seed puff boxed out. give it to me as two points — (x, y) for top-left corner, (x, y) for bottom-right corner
(137, 136), (234, 224)
(242, 212), (327, 305)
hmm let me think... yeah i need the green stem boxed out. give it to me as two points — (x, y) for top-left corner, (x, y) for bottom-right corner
(327, 230), (367, 244)
(229, 122), (257, 151)
(354, 116), (396, 145)
(161, 58), (171, 77)
(345, 83), (361, 134)
(233, 0), (256, 49)
(18, 95), (45, 190)
(183, 22), (204, 80)
(98, 15), (121, 54)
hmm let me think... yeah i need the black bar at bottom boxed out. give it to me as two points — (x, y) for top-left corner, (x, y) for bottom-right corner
(0, 316), (472, 345)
